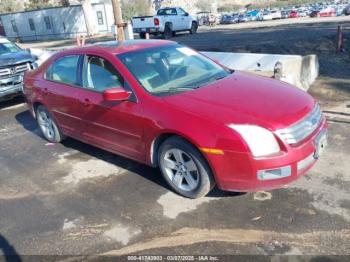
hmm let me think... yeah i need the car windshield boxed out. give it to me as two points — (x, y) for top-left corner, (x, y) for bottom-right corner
(117, 44), (231, 95)
(0, 42), (22, 55)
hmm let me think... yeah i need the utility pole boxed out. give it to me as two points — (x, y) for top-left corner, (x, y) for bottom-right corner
(111, 0), (125, 41)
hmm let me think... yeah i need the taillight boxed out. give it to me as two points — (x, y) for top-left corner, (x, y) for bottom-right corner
(154, 18), (159, 26)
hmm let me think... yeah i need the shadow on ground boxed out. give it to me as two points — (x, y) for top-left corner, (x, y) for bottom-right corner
(0, 234), (22, 262)
(14, 110), (242, 199)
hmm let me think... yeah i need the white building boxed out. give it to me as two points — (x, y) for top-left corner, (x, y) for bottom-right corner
(0, 1), (115, 42)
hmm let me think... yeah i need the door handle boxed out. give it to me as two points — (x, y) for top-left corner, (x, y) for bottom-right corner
(82, 98), (91, 107)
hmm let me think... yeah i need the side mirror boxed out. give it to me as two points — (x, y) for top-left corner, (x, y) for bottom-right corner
(184, 12), (189, 16)
(103, 87), (131, 101)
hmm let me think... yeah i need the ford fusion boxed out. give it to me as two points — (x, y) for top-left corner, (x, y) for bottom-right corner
(24, 40), (328, 198)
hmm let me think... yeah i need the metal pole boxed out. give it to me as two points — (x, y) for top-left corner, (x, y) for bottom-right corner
(111, 0), (125, 41)
(336, 24), (343, 54)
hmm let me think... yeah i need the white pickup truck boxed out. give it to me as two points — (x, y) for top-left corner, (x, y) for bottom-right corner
(132, 7), (198, 39)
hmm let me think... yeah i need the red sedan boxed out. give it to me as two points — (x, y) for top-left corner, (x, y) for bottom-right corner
(24, 40), (328, 198)
(289, 10), (299, 18)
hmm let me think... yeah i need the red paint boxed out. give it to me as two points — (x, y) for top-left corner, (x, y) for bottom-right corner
(289, 10), (298, 18)
(24, 40), (327, 192)
(102, 87), (131, 101)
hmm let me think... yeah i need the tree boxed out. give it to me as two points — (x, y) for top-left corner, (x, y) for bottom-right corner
(195, 0), (212, 12)
(121, 0), (152, 21)
(25, 0), (53, 11)
(0, 0), (23, 13)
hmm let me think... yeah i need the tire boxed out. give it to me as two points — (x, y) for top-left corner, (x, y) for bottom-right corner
(36, 105), (64, 143)
(190, 22), (198, 34)
(158, 137), (215, 198)
(139, 33), (146, 39)
(163, 24), (172, 39)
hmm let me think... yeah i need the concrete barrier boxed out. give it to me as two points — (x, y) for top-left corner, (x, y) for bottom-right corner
(202, 52), (319, 91)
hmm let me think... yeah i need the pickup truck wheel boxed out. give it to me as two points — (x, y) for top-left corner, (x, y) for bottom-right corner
(36, 105), (64, 143)
(159, 137), (215, 198)
(190, 22), (198, 34)
(164, 24), (173, 39)
(139, 33), (146, 39)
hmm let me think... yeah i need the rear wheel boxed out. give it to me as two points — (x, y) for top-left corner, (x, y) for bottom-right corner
(158, 137), (215, 198)
(190, 22), (198, 34)
(163, 24), (173, 39)
(36, 105), (64, 143)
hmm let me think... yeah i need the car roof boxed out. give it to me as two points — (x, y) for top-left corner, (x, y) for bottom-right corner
(61, 40), (175, 56)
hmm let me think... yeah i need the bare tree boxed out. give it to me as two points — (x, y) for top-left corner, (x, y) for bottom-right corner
(0, 0), (23, 13)
(196, 0), (213, 12)
(76, 0), (98, 35)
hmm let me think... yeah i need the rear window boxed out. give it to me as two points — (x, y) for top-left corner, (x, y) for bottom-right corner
(45, 55), (80, 86)
(157, 8), (177, 16)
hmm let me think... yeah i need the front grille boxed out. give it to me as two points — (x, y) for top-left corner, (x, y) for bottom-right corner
(0, 62), (30, 78)
(276, 104), (323, 144)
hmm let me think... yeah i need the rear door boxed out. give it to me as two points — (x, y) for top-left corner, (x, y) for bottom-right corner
(76, 54), (145, 160)
(43, 54), (84, 137)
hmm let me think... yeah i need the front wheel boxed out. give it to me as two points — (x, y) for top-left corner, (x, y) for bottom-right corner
(158, 137), (215, 198)
(36, 105), (64, 143)
(190, 22), (198, 34)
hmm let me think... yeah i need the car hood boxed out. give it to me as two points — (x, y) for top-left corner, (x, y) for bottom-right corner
(161, 71), (315, 130)
(0, 51), (36, 67)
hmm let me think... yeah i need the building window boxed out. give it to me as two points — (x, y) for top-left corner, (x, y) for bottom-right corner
(11, 20), (18, 33)
(44, 16), (52, 30)
(96, 11), (104, 25)
(28, 18), (35, 31)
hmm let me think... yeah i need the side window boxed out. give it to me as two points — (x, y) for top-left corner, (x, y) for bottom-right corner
(83, 56), (123, 92)
(45, 55), (80, 86)
(177, 8), (185, 16)
(171, 8), (177, 15)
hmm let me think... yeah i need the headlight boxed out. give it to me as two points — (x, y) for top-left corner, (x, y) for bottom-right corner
(227, 124), (280, 157)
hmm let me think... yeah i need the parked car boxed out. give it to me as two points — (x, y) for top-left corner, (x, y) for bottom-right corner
(238, 14), (249, 23)
(297, 8), (308, 17)
(220, 14), (239, 24)
(132, 7), (198, 39)
(24, 40), (328, 198)
(344, 5), (350, 15)
(0, 37), (38, 102)
(310, 9), (321, 17)
(318, 6), (336, 16)
(196, 12), (219, 26)
(259, 11), (273, 20)
(271, 10), (282, 19)
(281, 10), (290, 19)
(289, 10), (299, 18)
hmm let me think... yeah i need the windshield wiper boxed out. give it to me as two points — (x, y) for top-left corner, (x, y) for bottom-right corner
(153, 86), (198, 94)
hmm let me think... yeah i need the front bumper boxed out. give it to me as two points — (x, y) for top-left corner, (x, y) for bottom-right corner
(0, 74), (24, 100)
(205, 118), (328, 192)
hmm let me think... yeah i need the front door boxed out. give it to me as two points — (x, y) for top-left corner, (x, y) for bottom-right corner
(77, 54), (145, 161)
